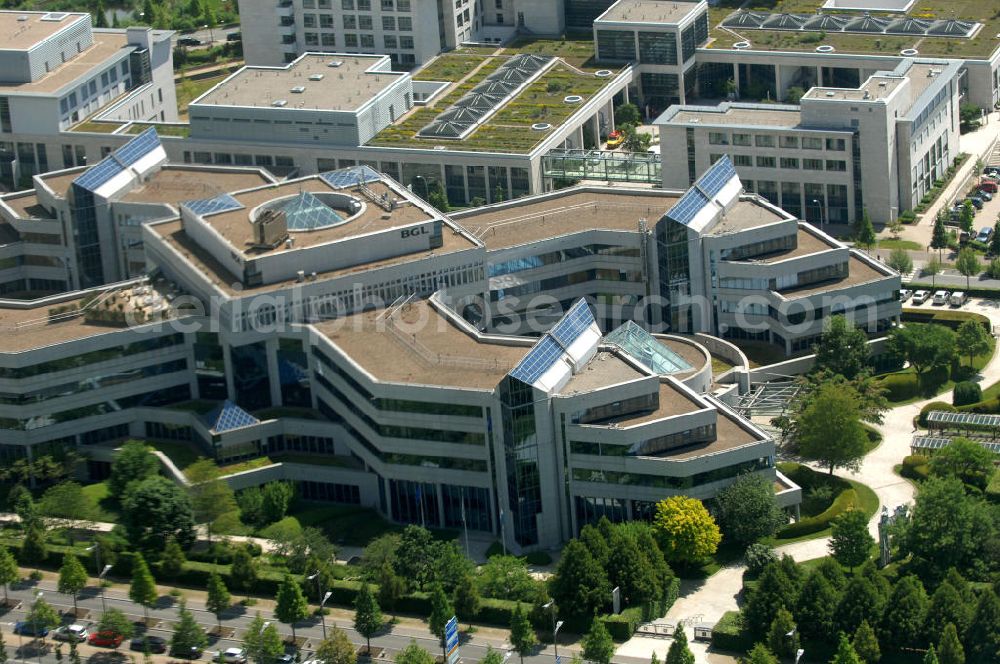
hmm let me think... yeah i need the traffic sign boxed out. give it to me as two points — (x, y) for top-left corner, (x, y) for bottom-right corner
(445, 615), (460, 662)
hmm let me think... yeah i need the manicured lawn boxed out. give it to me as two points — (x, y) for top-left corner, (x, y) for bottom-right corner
(738, 341), (792, 368)
(71, 120), (124, 133)
(282, 502), (458, 547)
(876, 239), (922, 251)
(149, 440), (204, 472)
(876, 341), (995, 405)
(711, 355), (735, 375)
(124, 122), (191, 138)
(504, 36), (599, 69)
(217, 457), (273, 476)
(80, 482), (120, 522)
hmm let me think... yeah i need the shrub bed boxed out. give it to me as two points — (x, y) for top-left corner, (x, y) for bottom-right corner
(880, 372), (921, 401)
(918, 401), (955, 426)
(711, 611), (752, 652)
(900, 309), (991, 332)
(900, 455), (930, 481)
(777, 489), (859, 538)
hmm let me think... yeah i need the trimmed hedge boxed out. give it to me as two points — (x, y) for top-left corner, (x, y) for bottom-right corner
(900, 455), (930, 481)
(918, 401), (955, 426)
(880, 373), (920, 401)
(954, 381), (983, 406)
(711, 611), (752, 652)
(598, 577), (680, 641)
(900, 309), (992, 332)
(777, 488), (859, 538)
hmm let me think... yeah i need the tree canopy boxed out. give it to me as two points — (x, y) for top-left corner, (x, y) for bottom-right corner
(548, 539), (609, 621)
(955, 320), (992, 370)
(796, 382), (869, 474)
(354, 583), (383, 651)
(652, 496), (721, 563)
(274, 575), (309, 641)
(509, 603), (537, 664)
(888, 323), (956, 377)
(108, 441), (159, 500)
(315, 629), (357, 664)
(830, 509), (874, 571)
(121, 475), (195, 550)
(243, 613), (283, 664)
(715, 472), (784, 546)
(813, 315), (871, 380)
(581, 620), (614, 664)
(928, 438), (996, 490)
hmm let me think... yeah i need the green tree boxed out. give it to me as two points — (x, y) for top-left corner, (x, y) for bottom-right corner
(796, 382), (869, 474)
(121, 475), (195, 550)
(205, 572), (231, 634)
(230, 546), (258, 598)
(605, 527), (659, 608)
(887, 216), (904, 239)
(427, 180), (450, 212)
(925, 646), (940, 664)
(129, 553), (158, 621)
(929, 438), (996, 490)
(715, 472), (784, 546)
(0, 628), (7, 664)
(314, 628), (356, 664)
(549, 539), (609, 620)
(376, 562), (404, 617)
(766, 607), (798, 660)
(475, 556), (537, 603)
(353, 583), (382, 652)
(665, 626), (694, 664)
(394, 526), (438, 591)
(938, 623), (964, 664)
(650, 652), (660, 664)
(0, 546), (17, 603)
(395, 641), (434, 664)
(481, 647), (504, 664)
(831, 633), (864, 664)
(20, 524), (47, 566)
(965, 590), (1000, 664)
(428, 583), (454, 659)
(830, 509), (874, 571)
(931, 214), (949, 260)
(578, 524), (610, 567)
(614, 103), (641, 127)
(109, 441), (158, 500)
(813, 315), (872, 380)
(955, 320), (992, 370)
(581, 620), (614, 664)
(956, 248), (981, 290)
(795, 571), (838, 643)
(855, 209), (876, 250)
(94, 0), (108, 27)
(622, 126), (653, 153)
(452, 574), (480, 623)
(887, 323), (956, 378)
(57, 554), (88, 614)
(990, 220), (1000, 256)
(835, 577), (884, 635)
(901, 478), (994, 579)
(743, 644), (779, 664)
(170, 600), (207, 656)
(959, 201), (975, 235)
(39, 481), (97, 538)
(275, 575), (309, 643)
(260, 482), (295, 524)
(97, 608), (134, 641)
(243, 613), (283, 664)
(852, 620), (880, 664)
(744, 562), (797, 635)
(880, 575), (928, 651)
(509, 603), (536, 664)
(924, 257), (942, 287)
(959, 104), (982, 132)
(186, 459), (239, 540)
(26, 597), (60, 633)
(652, 496), (721, 563)
(161, 538), (186, 579)
(887, 248), (913, 276)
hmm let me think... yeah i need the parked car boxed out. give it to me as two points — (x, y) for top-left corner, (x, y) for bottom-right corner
(912, 290), (931, 304)
(130, 636), (167, 654)
(950, 291), (968, 307)
(275, 654), (294, 664)
(984, 165), (1000, 176)
(14, 622), (50, 637)
(221, 648), (247, 664)
(899, 288), (912, 302)
(171, 645), (204, 660)
(89, 631), (124, 648)
(977, 226), (994, 243)
(226, 31), (241, 41)
(981, 179), (999, 193)
(53, 625), (89, 643)
(966, 197), (985, 210)
(960, 231), (972, 243)
(605, 130), (624, 149)
(977, 189), (993, 201)
(932, 290), (951, 305)
(177, 37), (202, 46)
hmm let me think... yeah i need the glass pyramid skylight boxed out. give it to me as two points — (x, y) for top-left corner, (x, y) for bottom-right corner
(276, 191), (345, 231)
(604, 321), (693, 375)
(203, 400), (260, 433)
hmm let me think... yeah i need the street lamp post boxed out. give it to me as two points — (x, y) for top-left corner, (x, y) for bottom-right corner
(98, 564), (113, 614)
(542, 602), (563, 664)
(319, 591), (332, 641)
(33, 592), (43, 664)
(86, 544), (101, 578)
(795, 648), (805, 664)
(811, 199), (825, 227)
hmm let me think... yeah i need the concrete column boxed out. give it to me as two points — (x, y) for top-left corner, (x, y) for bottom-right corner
(817, 66), (824, 87)
(265, 337), (282, 407)
(733, 62), (741, 97)
(222, 340), (236, 401)
(774, 64), (782, 101)
(436, 483), (445, 528)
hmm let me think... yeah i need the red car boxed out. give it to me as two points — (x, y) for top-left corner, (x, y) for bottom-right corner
(89, 631), (124, 648)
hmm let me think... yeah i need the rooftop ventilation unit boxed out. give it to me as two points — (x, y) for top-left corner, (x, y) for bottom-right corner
(328, 60), (343, 67)
(290, 86), (306, 93)
(309, 74), (324, 81)
(42, 12), (69, 21)
(16, 15), (28, 21)
(272, 99), (288, 107)
(252, 208), (289, 249)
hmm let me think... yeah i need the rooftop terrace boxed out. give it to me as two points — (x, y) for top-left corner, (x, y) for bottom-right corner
(777, 252), (893, 298)
(596, 0), (705, 25)
(369, 54), (622, 154)
(192, 54), (403, 111)
(707, 0), (1000, 59)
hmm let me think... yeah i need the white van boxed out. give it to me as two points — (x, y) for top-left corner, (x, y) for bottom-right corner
(949, 291), (967, 307)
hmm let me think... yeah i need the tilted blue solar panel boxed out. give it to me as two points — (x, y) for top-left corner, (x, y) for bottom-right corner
(698, 156), (736, 198)
(73, 157), (125, 192)
(112, 127), (161, 167)
(320, 165), (382, 189)
(550, 299), (595, 349)
(204, 399), (259, 433)
(510, 335), (563, 385)
(666, 189), (710, 226)
(183, 193), (243, 215)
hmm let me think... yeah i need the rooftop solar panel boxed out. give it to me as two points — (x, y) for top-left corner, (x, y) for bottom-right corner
(926, 410), (1000, 428)
(73, 158), (124, 192)
(550, 299), (595, 348)
(112, 127), (161, 167)
(183, 193), (243, 216)
(510, 334), (564, 385)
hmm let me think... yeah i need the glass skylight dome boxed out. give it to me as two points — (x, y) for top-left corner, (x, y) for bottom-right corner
(253, 190), (362, 232)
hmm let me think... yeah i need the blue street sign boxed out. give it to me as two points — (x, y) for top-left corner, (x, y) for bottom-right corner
(445, 616), (459, 651)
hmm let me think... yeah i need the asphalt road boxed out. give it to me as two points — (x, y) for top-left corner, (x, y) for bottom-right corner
(0, 583), (652, 664)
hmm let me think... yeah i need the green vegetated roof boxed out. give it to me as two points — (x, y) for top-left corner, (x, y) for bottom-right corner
(706, 0), (1000, 59)
(369, 54), (616, 154)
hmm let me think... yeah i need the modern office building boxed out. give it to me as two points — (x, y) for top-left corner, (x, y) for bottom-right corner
(0, 11), (176, 185)
(238, 0), (566, 68)
(657, 58), (963, 224)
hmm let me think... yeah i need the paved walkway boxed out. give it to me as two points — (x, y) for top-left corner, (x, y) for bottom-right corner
(619, 299), (1000, 662)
